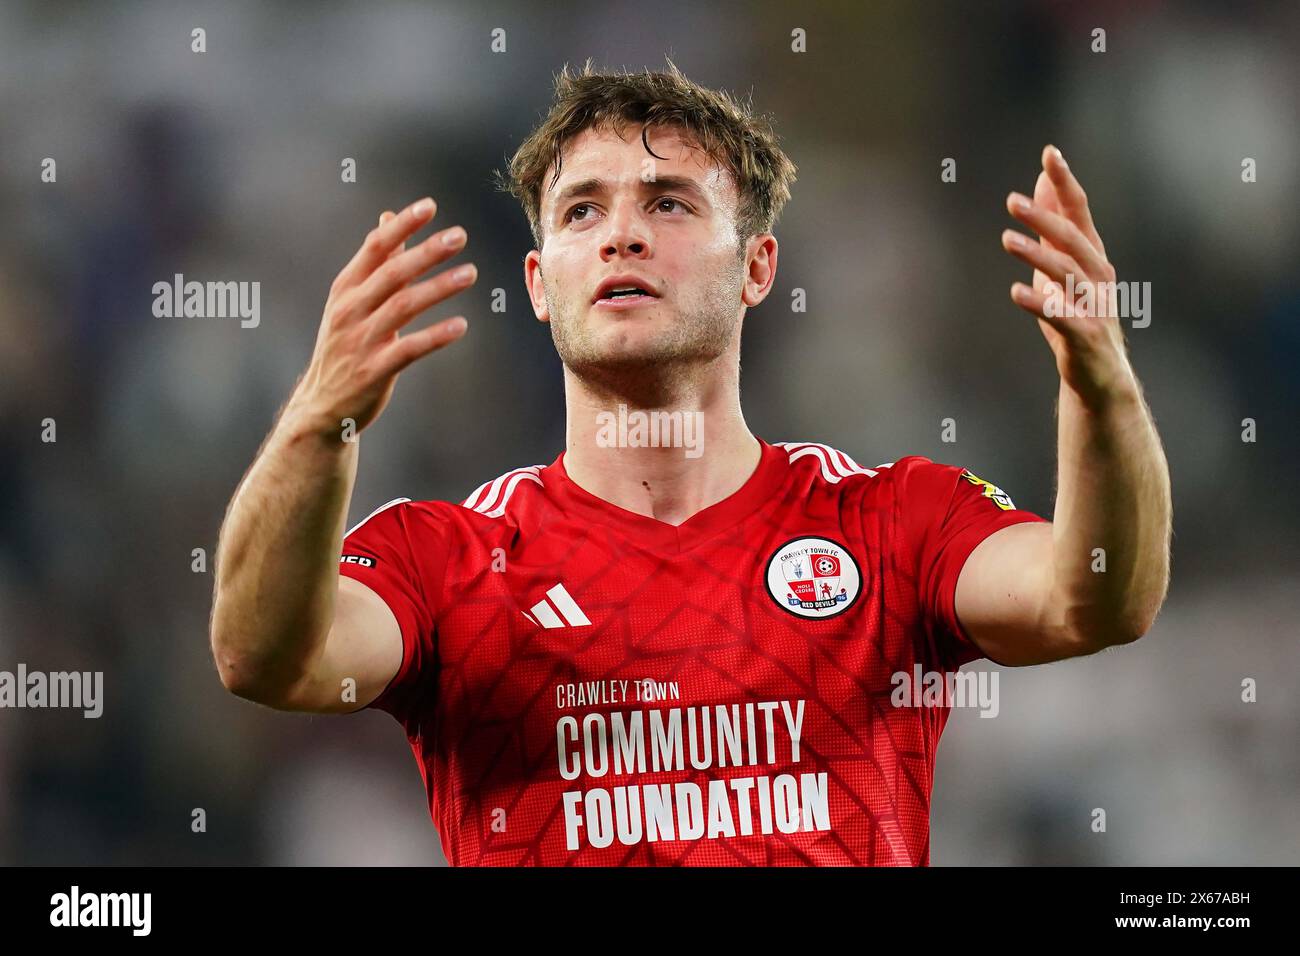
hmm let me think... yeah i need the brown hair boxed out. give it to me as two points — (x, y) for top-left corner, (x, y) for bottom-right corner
(492, 58), (797, 251)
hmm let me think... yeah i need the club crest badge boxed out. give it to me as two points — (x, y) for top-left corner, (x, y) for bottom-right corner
(765, 536), (863, 620)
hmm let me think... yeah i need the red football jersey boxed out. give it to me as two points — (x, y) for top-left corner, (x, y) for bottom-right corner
(338, 438), (1047, 866)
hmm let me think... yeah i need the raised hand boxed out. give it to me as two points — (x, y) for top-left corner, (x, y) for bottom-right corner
(291, 196), (477, 435)
(1001, 145), (1137, 411)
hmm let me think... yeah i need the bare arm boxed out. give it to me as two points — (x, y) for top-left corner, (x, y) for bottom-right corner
(954, 145), (1172, 666)
(955, 381), (1171, 666)
(210, 403), (398, 712)
(210, 198), (476, 711)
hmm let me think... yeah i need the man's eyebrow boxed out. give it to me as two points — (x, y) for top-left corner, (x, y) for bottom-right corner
(548, 175), (710, 216)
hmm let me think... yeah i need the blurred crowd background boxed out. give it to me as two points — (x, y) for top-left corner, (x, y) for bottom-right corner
(0, 0), (1297, 865)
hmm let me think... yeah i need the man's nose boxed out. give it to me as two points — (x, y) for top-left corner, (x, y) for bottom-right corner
(600, 199), (650, 259)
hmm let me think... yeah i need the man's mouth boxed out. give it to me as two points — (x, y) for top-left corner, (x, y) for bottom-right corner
(593, 285), (659, 308)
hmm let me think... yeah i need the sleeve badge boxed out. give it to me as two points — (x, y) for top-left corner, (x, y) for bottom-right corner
(959, 469), (1016, 511)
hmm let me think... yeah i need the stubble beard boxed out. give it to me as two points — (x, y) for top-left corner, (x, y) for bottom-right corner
(544, 254), (746, 406)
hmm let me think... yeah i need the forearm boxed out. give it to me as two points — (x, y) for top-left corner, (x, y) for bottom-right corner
(1049, 375), (1172, 646)
(210, 398), (357, 697)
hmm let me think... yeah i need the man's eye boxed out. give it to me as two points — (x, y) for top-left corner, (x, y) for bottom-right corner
(563, 198), (686, 225)
(564, 203), (592, 223)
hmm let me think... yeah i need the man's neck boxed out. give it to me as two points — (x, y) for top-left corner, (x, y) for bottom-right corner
(560, 361), (760, 527)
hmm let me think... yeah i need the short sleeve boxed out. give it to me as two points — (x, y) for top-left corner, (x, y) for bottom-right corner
(892, 456), (1049, 668)
(338, 497), (441, 722)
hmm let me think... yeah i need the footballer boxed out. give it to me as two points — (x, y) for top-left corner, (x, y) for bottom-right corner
(209, 62), (1172, 865)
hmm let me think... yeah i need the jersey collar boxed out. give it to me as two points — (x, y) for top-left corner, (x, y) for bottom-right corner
(543, 438), (789, 553)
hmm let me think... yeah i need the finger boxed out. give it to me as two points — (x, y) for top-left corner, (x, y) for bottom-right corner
(1029, 170), (1071, 287)
(1032, 169), (1061, 216)
(1042, 145), (1104, 254)
(371, 316), (469, 379)
(1030, 170), (1065, 294)
(1010, 281), (1047, 317)
(1010, 282), (1074, 336)
(1006, 192), (1110, 277)
(1002, 229), (1082, 287)
(350, 225), (469, 322)
(333, 197), (437, 296)
(363, 261), (477, 344)
(379, 211), (406, 263)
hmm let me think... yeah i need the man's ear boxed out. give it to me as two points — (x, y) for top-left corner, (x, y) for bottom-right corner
(524, 249), (550, 323)
(740, 233), (778, 308)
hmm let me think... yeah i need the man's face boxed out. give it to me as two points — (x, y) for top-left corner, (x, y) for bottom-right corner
(525, 124), (766, 381)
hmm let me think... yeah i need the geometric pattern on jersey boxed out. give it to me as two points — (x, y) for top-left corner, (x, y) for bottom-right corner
(338, 437), (1047, 865)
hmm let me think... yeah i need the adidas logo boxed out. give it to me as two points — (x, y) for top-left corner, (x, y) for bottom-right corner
(523, 584), (592, 629)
